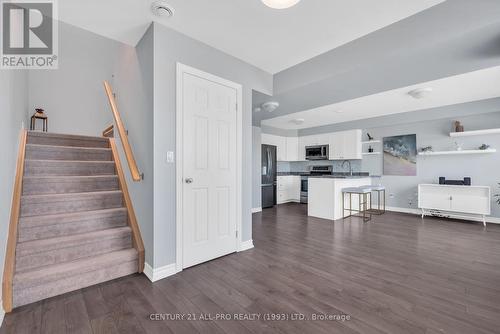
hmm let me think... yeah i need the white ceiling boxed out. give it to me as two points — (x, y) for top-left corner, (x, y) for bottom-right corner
(58, 0), (444, 74)
(261, 65), (500, 129)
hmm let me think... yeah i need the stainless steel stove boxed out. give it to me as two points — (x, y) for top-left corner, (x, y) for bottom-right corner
(300, 166), (333, 204)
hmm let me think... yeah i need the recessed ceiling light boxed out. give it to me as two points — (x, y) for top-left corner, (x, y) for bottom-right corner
(151, 1), (174, 17)
(261, 101), (280, 113)
(408, 87), (433, 99)
(290, 118), (305, 125)
(333, 109), (344, 113)
(262, 0), (301, 9)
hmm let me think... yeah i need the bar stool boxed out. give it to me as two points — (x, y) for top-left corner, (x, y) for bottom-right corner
(360, 185), (386, 215)
(342, 187), (372, 222)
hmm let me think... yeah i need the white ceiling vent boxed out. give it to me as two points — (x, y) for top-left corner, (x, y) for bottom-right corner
(151, 1), (174, 18)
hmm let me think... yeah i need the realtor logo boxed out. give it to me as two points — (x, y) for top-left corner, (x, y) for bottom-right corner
(1, 0), (58, 69)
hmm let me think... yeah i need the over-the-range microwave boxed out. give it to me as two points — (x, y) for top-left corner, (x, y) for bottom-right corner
(305, 145), (329, 160)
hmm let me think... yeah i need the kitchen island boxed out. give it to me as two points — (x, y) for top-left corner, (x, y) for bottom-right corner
(308, 176), (372, 220)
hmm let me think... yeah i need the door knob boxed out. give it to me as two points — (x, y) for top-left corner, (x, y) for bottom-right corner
(185, 178), (193, 184)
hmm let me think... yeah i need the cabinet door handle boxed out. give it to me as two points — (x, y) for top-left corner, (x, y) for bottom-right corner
(449, 196), (453, 200)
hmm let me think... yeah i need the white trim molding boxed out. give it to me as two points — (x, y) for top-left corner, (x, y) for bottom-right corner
(238, 239), (254, 252)
(251, 207), (262, 213)
(386, 207), (500, 224)
(144, 263), (178, 282)
(0, 301), (4, 327)
(176, 63), (244, 273)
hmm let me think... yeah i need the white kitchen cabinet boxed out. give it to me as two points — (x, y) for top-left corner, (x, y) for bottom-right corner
(265, 129), (361, 162)
(262, 133), (300, 161)
(277, 175), (301, 204)
(286, 137), (299, 161)
(418, 184), (491, 226)
(262, 133), (286, 161)
(329, 129), (362, 160)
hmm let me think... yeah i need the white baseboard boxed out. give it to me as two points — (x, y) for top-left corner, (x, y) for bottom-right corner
(251, 207), (262, 213)
(386, 206), (500, 224)
(238, 239), (254, 252)
(144, 262), (177, 282)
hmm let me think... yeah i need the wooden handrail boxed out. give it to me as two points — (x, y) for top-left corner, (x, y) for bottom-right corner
(109, 138), (145, 272)
(3, 130), (27, 312)
(102, 124), (114, 138)
(103, 81), (141, 182)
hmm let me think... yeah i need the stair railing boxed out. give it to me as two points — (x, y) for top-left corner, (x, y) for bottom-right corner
(103, 81), (142, 182)
(2, 130), (27, 312)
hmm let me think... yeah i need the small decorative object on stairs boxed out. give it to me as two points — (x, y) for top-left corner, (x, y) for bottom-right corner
(368, 145), (374, 153)
(454, 120), (464, 132)
(479, 144), (490, 150)
(30, 108), (48, 132)
(367, 133), (374, 141)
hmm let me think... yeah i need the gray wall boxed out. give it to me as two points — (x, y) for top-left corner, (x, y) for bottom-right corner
(252, 126), (262, 209)
(112, 25), (155, 265)
(360, 111), (500, 217)
(153, 23), (273, 267)
(27, 21), (119, 135)
(0, 71), (29, 302)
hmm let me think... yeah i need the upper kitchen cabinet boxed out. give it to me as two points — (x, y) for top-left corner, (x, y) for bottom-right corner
(285, 136), (299, 162)
(262, 133), (287, 161)
(329, 129), (362, 160)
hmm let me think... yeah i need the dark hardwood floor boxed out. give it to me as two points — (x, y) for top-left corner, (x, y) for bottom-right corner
(3, 203), (500, 334)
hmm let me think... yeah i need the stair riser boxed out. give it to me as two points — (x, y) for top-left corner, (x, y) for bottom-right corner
(26, 146), (112, 161)
(27, 136), (109, 148)
(13, 260), (137, 308)
(25, 161), (116, 176)
(20, 193), (123, 217)
(22, 177), (119, 195)
(18, 214), (127, 242)
(16, 235), (132, 272)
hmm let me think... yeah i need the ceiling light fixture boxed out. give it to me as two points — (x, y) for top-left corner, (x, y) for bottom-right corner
(408, 87), (433, 99)
(151, 1), (174, 18)
(261, 0), (301, 9)
(261, 101), (280, 113)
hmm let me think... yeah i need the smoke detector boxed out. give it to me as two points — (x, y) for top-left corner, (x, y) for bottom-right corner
(151, 1), (174, 18)
(408, 87), (433, 99)
(261, 101), (280, 113)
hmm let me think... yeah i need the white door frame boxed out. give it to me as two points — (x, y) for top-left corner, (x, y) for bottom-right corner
(175, 63), (243, 272)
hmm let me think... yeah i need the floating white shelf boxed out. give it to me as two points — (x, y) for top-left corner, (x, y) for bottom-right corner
(362, 140), (381, 144)
(449, 128), (500, 137)
(362, 152), (381, 155)
(418, 149), (496, 156)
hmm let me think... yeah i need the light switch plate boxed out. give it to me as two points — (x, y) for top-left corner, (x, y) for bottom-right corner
(166, 151), (175, 163)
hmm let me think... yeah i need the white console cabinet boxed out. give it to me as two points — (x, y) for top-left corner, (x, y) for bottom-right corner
(418, 184), (491, 226)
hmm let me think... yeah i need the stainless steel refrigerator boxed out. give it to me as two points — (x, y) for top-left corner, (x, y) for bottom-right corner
(261, 144), (277, 208)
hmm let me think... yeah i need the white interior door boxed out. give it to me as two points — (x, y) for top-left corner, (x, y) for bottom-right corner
(181, 70), (238, 269)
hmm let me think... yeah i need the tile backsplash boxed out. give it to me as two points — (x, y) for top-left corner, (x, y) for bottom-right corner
(277, 160), (363, 173)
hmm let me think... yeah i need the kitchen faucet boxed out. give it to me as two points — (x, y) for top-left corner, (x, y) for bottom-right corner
(342, 160), (353, 176)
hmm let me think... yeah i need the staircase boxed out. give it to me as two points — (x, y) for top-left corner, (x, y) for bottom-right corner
(10, 131), (142, 309)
